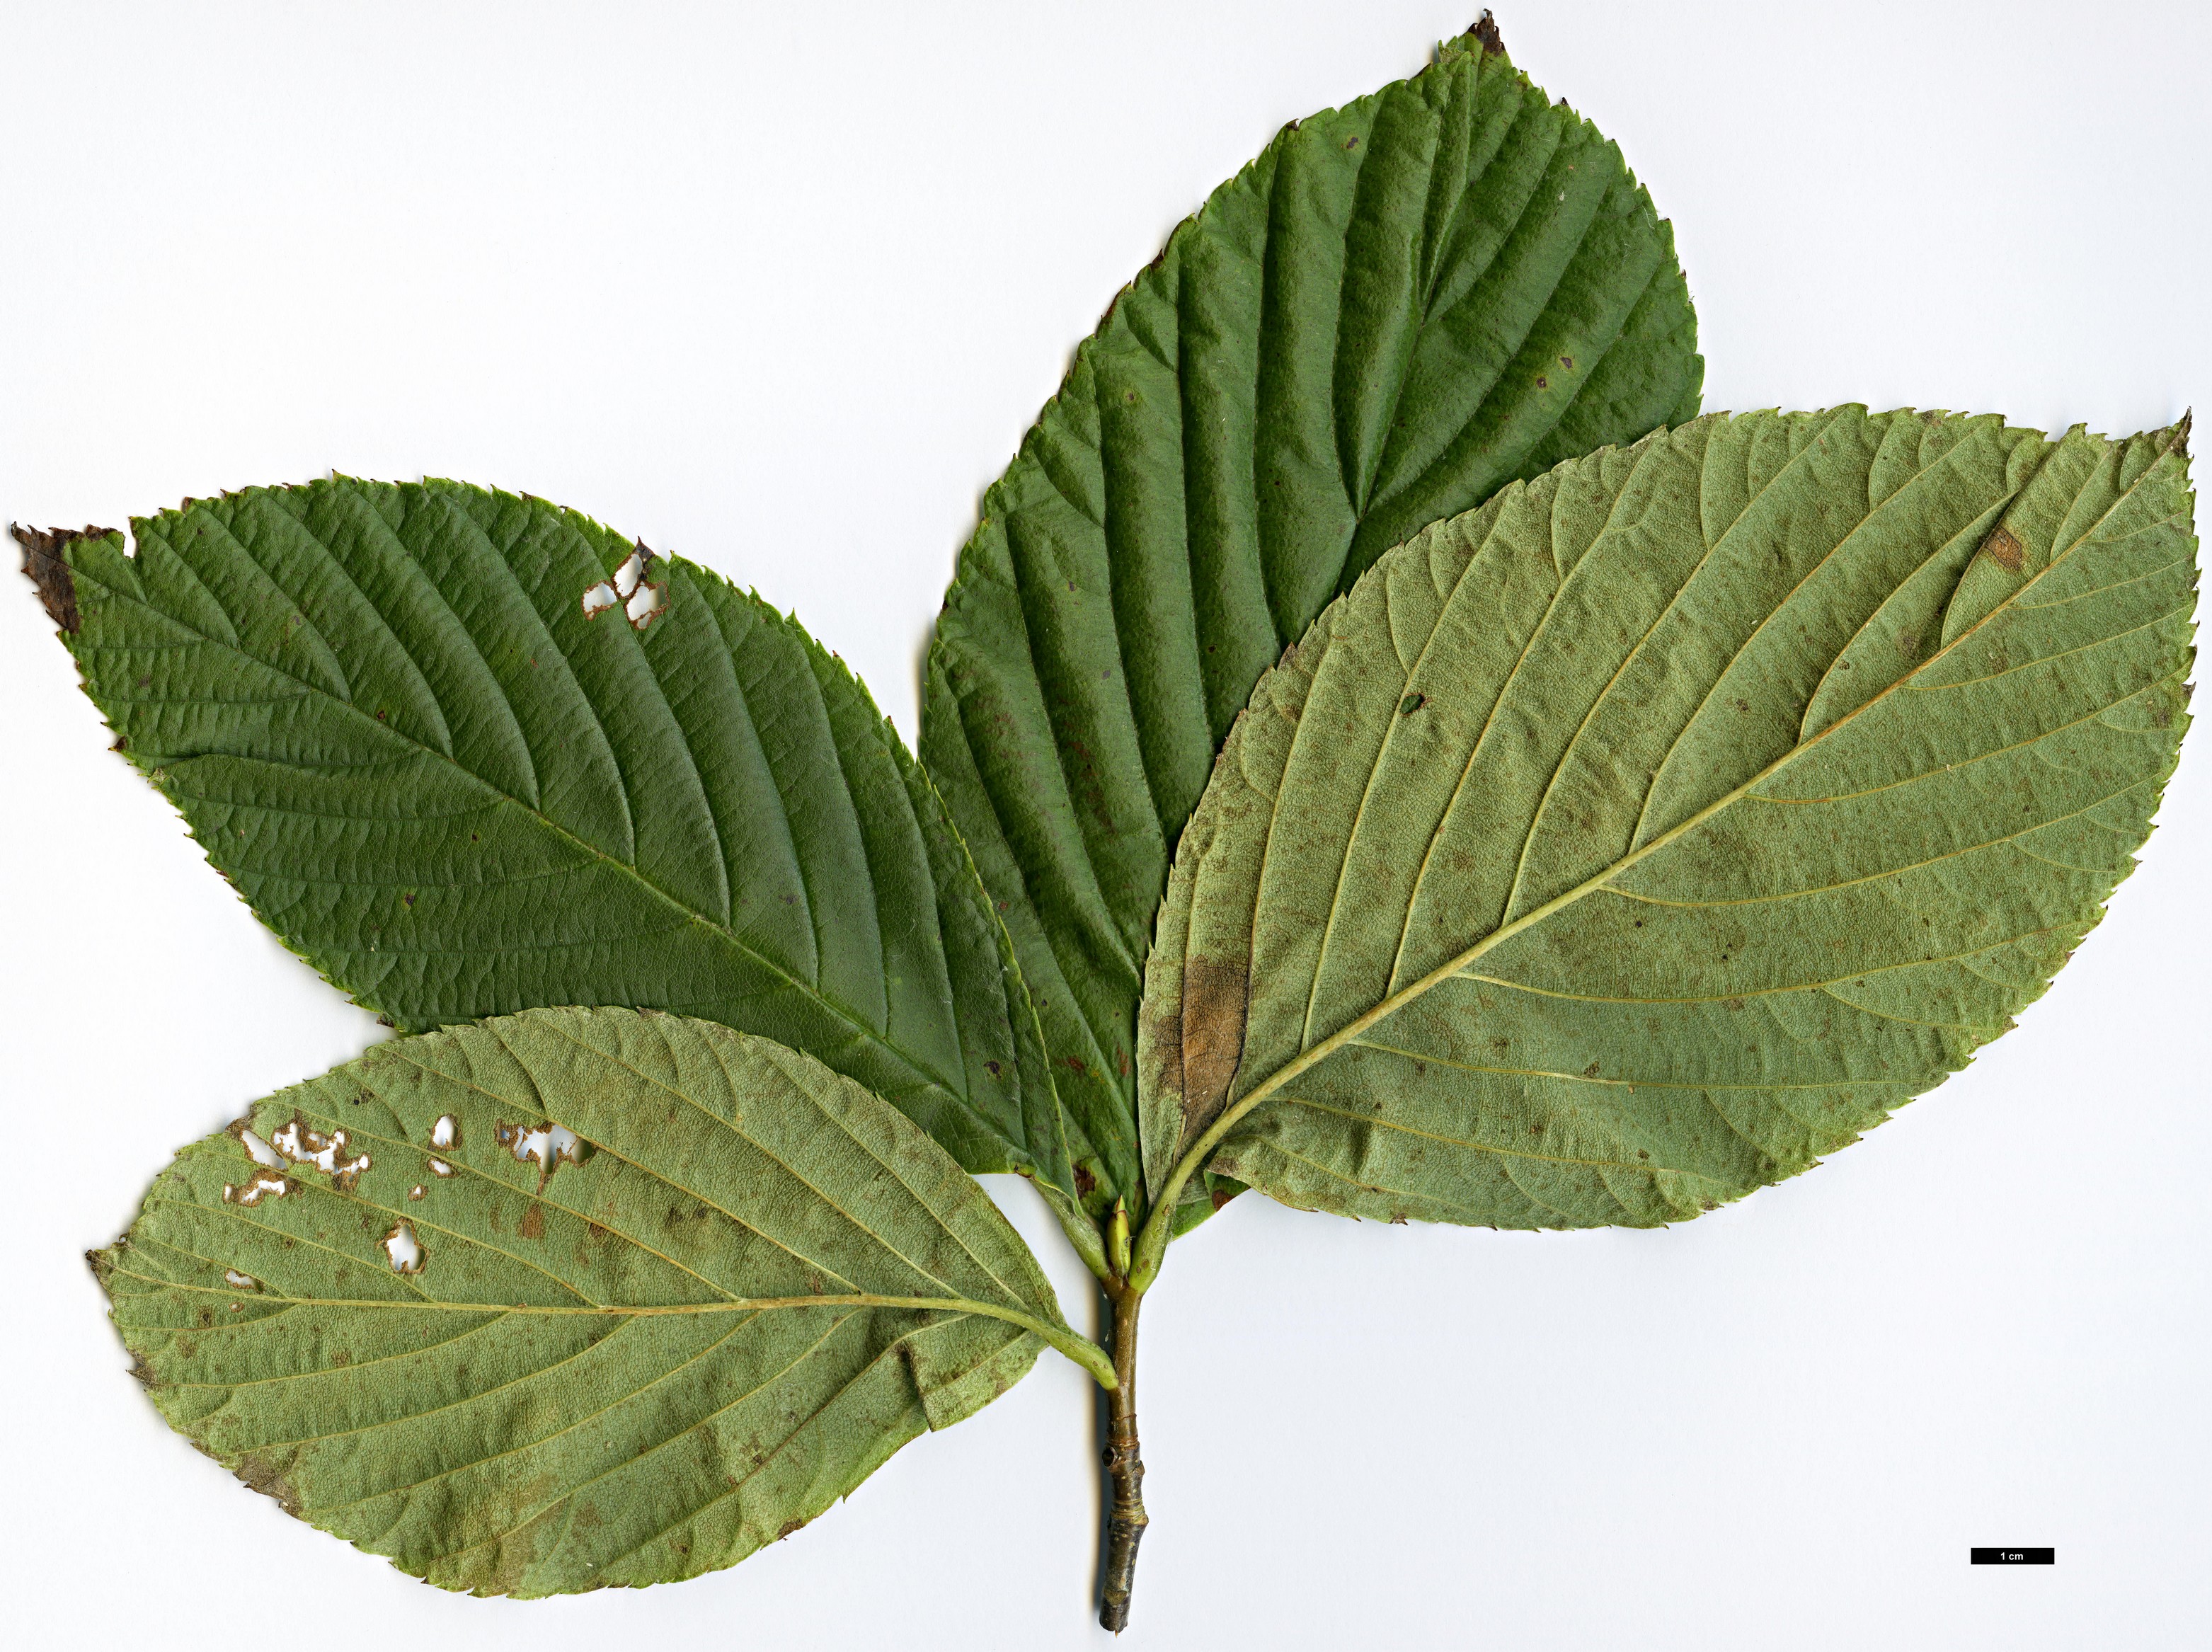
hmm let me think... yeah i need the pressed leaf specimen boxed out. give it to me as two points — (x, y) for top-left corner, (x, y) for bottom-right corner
(96, 1008), (1107, 1595)
(24, 16), (2197, 1631)
(924, 12), (1701, 1249)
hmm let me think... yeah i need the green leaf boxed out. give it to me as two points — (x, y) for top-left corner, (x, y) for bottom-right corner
(92, 1006), (1108, 1596)
(923, 24), (1702, 1220)
(1136, 409), (2194, 1238)
(43, 480), (1081, 1213)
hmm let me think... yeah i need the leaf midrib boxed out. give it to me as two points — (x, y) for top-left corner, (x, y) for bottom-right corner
(107, 1266), (1058, 1327)
(108, 1261), (1104, 1392)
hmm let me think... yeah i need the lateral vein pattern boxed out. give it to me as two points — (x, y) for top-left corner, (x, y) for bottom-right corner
(1138, 408), (2196, 1228)
(96, 1009), (1084, 1595)
(54, 479), (1073, 1200)
(923, 29), (1702, 1217)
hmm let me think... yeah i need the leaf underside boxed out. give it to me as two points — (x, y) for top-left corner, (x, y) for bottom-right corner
(1140, 408), (2196, 1227)
(923, 27), (1702, 1222)
(94, 1008), (1079, 1596)
(53, 480), (1077, 1206)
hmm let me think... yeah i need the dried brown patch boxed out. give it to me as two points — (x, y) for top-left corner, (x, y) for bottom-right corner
(1177, 957), (1249, 1140)
(232, 1452), (302, 1518)
(520, 1204), (545, 1241)
(12, 523), (104, 635)
(1981, 525), (2025, 573)
(1471, 10), (1506, 56)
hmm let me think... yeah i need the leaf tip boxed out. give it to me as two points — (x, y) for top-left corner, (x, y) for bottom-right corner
(1470, 10), (1506, 57)
(12, 521), (101, 635)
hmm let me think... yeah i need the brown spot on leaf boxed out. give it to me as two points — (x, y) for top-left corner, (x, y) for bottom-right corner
(232, 1452), (302, 1518)
(12, 523), (101, 633)
(1072, 1164), (1097, 1198)
(1471, 9), (1506, 55)
(1981, 525), (2025, 573)
(777, 1518), (806, 1541)
(1176, 957), (1249, 1142)
(520, 1203), (545, 1241)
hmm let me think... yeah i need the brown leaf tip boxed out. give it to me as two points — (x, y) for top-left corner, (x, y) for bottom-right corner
(1471, 10), (1506, 56)
(11, 522), (107, 635)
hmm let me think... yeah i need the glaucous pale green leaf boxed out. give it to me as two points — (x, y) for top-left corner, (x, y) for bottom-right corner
(93, 1007), (1107, 1595)
(40, 481), (1082, 1214)
(924, 23), (1702, 1220)
(1137, 408), (2195, 1231)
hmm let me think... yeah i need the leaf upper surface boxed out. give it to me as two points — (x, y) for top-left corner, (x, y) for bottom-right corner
(94, 1008), (1091, 1595)
(1139, 408), (2196, 1227)
(923, 28), (1702, 1217)
(52, 480), (1075, 1205)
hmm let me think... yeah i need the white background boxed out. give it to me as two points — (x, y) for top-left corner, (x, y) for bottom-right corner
(3, 2), (2206, 1647)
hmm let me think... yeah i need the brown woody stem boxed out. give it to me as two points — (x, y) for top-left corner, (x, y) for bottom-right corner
(1098, 1283), (1149, 1631)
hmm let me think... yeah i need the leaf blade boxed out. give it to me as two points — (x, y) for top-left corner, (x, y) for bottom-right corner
(1138, 409), (2195, 1229)
(95, 1008), (1099, 1595)
(48, 480), (1077, 1205)
(924, 28), (1702, 1215)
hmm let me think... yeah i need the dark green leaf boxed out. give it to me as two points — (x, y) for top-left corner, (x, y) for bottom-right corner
(1138, 410), (2194, 1231)
(45, 481), (1079, 1213)
(924, 26), (1702, 1218)
(93, 1007), (1108, 1595)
